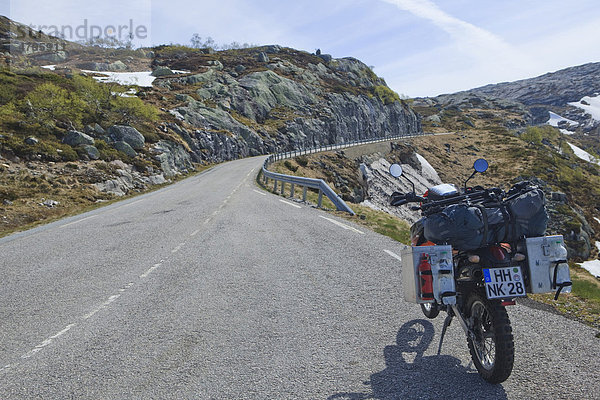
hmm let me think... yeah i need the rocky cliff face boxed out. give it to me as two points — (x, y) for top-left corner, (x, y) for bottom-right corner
(152, 47), (421, 163)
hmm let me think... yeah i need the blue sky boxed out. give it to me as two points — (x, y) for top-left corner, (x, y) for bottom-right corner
(4, 0), (600, 97)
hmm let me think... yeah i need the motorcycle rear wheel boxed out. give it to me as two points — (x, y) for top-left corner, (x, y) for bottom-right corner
(466, 293), (514, 384)
(420, 302), (440, 319)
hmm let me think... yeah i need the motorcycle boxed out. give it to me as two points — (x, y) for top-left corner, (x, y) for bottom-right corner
(388, 159), (572, 383)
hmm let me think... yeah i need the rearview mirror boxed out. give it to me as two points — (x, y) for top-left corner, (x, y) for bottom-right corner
(473, 158), (489, 173)
(389, 163), (403, 178)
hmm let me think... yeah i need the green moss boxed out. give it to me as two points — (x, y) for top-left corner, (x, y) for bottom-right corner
(520, 125), (560, 145)
(373, 85), (400, 105)
(363, 67), (378, 83)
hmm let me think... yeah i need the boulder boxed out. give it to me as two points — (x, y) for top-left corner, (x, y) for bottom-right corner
(152, 140), (194, 177)
(175, 93), (195, 103)
(84, 123), (106, 136)
(257, 52), (269, 63)
(186, 69), (217, 85)
(82, 145), (100, 160)
(33, 51), (67, 63)
(77, 62), (109, 71)
(24, 137), (38, 145)
(207, 60), (223, 70)
(551, 192), (568, 203)
(41, 199), (59, 208)
(151, 66), (174, 77)
(264, 45), (281, 54)
(112, 141), (137, 158)
(318, 53), (333, 63)
(63, 130), (95, 146)
(108, 125), (145, 150)
(109, 60), (127, 71)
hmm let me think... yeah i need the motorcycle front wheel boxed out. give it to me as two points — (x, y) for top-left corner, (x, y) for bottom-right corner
(466, 293), (514, 384)
(420, 302), (440, 319)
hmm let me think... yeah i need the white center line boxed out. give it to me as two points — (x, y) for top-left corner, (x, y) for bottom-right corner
(172, 243), (185, 253)
(384, 249), (403, 262)
(190, 229), (201, 236)
(253, 189), (267, 196)
(21, 323), (77, 359)
(319, 216), (365, 235)
(59, 215), (97, 229)
(83, 294), (122, 320)
(140, 263), (162, 279)
(279, 199), (301, 209)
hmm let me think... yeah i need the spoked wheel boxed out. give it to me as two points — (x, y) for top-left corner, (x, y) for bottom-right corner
(466, 293), (514, 384)
(420, 302), (440, 319)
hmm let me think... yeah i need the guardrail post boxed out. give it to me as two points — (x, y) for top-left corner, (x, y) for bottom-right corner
(290, 183), (295, 198)
(317, 190), (323, 208)
(274, 180), (278, 192)
(280, 182), (285, 194)
(303, 186), (307, 202)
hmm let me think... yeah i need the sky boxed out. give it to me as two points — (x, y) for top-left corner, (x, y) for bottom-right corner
(3, 0), (600, 97)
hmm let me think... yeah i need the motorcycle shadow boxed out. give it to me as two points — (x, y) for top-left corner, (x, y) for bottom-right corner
(329, 319), (508, 400)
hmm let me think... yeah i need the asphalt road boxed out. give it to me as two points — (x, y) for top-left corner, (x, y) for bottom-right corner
(1, 156), (599, 399)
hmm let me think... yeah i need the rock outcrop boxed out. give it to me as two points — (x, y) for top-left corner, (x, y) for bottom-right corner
(156, 51), (421, 164)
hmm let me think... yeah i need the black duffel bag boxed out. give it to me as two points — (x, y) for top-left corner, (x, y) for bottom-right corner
(423, 185), (548, 251)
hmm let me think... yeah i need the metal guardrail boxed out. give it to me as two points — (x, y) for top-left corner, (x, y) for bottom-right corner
(260, 133), (428, 215)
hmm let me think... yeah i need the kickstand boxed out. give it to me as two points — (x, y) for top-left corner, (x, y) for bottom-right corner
(437, 309), (454, 355)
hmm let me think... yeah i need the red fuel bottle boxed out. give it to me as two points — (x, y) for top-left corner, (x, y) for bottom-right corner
(418, 253), (434, 301)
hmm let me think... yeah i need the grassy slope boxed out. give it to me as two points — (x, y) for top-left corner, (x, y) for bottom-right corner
(0, 66), (199, 237)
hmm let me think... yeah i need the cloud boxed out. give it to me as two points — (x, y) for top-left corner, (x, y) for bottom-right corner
(381, 0), (510, 50)
(377, 0), (539, 95)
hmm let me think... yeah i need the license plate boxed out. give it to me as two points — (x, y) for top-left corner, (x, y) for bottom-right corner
(483, 267), (526, 299)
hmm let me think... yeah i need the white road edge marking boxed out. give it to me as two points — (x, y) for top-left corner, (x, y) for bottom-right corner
(384, 249), (403, 262)
(191, 229), (201, 236)
(279, 199), (301, 209)
(253, 189), (267, 196)
(319, 216), (364, 235)
(59, 215), (97, 229)
(112, 199), (144, 212)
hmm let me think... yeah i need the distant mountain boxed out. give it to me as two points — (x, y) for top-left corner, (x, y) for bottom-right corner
(469, 62), (600, 107)
(416, 62), (600, 137)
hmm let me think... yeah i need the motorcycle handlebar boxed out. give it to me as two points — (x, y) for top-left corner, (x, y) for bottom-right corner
(390, 186), (507, 213)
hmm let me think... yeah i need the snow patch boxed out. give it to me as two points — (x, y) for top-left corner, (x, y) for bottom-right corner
(596, 241), (600, 253)
(41, 65), (56, 70)
(569, 94), (600, 122)
(82, 70), (156, 87)
(546, 111), (578, 128)
(595, 217), (600, 225)
(580, 260), (600, 278)
(415, 153), (440, 183)
(567, 142), (600, 165)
